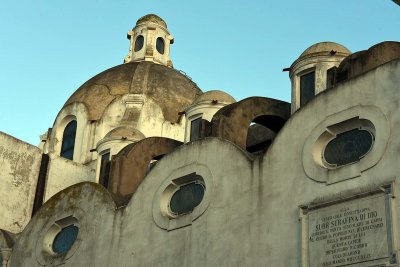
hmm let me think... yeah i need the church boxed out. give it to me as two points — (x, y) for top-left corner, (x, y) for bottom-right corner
(0, 13), (400, 266)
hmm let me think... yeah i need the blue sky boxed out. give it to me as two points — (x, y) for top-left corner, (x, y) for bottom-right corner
(0, 0), (399, 145)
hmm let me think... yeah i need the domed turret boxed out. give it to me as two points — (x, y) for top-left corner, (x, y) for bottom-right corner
(289, 42), (351, 113)
(184, 90), (236, 142)
(124, 14), (174, 67)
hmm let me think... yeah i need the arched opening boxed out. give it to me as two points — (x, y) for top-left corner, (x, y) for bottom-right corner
(189, 117), (211, 142)
(60, 120), (77, 160)
(134, 35), (144, 52)
(156, 37), (165, 54)
(246, 115), (285, 153)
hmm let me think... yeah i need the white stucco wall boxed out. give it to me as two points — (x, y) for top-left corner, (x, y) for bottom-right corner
(9, 60), (400, 266)
(0, 132), (42, 233)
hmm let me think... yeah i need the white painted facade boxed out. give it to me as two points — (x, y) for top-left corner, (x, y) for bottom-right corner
(0, 13), (399, 267)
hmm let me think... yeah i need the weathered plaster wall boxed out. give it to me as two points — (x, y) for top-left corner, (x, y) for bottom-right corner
(10, 183), (117, 267)
(9, 61), (400, 266)
(254, 59), (400, 266)
(43, 154), (96, 202)
(0, 132), (41, 233)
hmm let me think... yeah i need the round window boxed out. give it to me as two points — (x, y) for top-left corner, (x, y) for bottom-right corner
(134, 35), (144, 52)
(169, 182), (205, 215)
(323, 128), (374, 167)
(156, 37), (165, 55)
(52, 225), (79, 254)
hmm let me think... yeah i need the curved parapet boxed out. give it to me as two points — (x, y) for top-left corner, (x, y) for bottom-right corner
(10, 182), (116, 267)
(109, 137), (183, 206)
(336, 41), (400, 84)
(211, 97), (290, 151)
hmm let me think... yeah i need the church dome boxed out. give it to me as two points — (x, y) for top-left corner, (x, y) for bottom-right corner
(63, 61), (202, 122)
(299, 42), (351, 59)
(193, 90), (236, 105)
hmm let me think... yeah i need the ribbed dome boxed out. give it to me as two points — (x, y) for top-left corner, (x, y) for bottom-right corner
(63, 61), (202, 122)
(193, 90), (236, 105)
(299, 42), (351, 59)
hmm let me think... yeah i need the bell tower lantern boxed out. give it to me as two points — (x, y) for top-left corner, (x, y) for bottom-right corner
(124, 14), (174, 67)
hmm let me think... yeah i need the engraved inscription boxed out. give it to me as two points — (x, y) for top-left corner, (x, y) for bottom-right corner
(308, 194), (389, 267)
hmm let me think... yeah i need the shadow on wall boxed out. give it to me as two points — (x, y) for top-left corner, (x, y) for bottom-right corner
(108, 137), (182, 207)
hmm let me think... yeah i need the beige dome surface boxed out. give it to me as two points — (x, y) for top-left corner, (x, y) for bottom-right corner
(299, 42), (351, 58)
(136, 14), (167, 28)
(63, 61), (202, 122)
(193, 90), (236, 105)
(104, 127), (145, 141)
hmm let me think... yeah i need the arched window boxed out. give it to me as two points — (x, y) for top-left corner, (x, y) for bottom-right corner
(156, 37), (165, 54)
(134, 35), (144, 52)
(61, 120), (77, 160)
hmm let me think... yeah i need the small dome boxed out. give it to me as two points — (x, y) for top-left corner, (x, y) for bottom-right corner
(299, 42), (351, 59)
(104, 127), (145, 141)
(136, 14), (167, 28)
(193, 90), (236, 105)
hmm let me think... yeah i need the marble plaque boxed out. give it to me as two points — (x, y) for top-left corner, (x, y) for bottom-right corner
(306, 193), (390, 267)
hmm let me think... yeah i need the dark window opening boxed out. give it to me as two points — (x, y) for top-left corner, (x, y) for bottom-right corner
(170, 182), (205, 215)
(61, 120), (77, 160)
(300, 71), (315, 107)
(52, 225), (79, 254)
(99, 152), (111, 189)
(326, 66), (338, 89)
(324, 128), (374, 167)
(156, 37), (165, 54)
(190, 117), (202, 141)
(134, 35), (144, 52)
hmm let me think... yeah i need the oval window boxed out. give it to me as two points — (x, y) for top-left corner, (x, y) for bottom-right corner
(156, 37), (165, 54)
(134, 35), (144, 52)
(323, 128), (374, 167)
(170, 182), (205, 215)
(52, 225), (79, 254)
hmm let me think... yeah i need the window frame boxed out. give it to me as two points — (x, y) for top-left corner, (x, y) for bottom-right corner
(299, 69), (316, 107)
(152, 164), (214, 231)
(322, 127), (375, 168)
(43, 216), (80, 256)
(60, 120), (77, 160)
(134, 35), (144, 52)
(168, 178), (206, 217)
(156, 37), (165, 55)
(301, 105), (390, 184)
(189, 114), (203, 142)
